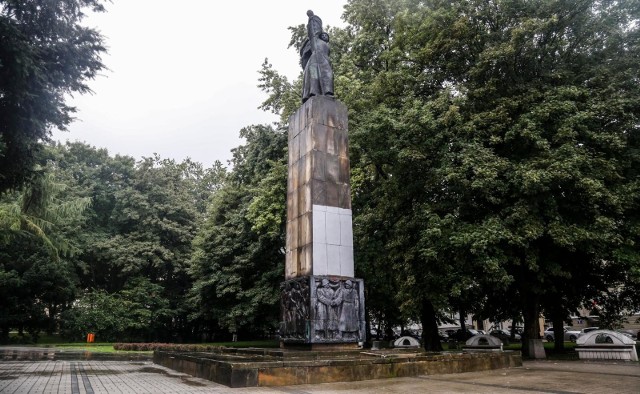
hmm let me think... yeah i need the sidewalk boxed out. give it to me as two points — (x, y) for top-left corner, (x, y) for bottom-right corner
(0, 358), (638, 393)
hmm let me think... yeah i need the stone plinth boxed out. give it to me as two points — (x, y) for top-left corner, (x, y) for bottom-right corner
(286, 96), (352, 278)
(153, 348), (523, 388)
(281, 96), (364, 348)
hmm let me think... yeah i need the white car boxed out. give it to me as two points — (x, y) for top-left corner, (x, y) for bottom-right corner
(577, 327), (599, 338)
(544, 326), (581, 342)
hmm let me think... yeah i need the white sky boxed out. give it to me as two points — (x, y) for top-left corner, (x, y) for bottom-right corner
(52, 0), (347, 168)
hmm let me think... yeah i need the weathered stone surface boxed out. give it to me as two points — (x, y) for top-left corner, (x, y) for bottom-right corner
(576, 329), (638, 361)
(280, 276), (365, 344)
(286, 97), (351, 280)
(153, 349), (522, 387)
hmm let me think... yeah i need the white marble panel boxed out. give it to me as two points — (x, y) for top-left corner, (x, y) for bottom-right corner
(326, 211), (341, 245)
(312, 208), (326, 244)
(339, 246), (354, 277)
(312, 204), (327, 212)
(313, 242), (328, 275)
(340, 213), (353, 247)
(327, 244), (341, 275)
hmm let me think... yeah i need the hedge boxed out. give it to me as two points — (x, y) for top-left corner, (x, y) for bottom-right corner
(113, 343), (224, 352)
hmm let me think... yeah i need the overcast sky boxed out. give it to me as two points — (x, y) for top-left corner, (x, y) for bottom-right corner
(52, 1), (348, 168)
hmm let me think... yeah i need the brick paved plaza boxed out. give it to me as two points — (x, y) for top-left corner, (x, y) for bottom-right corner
(0, 359), (638, 393)
(0, 360), (218, 394)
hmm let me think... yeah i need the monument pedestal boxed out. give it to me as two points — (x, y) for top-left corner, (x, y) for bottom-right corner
(280, 97), (365, 348)
(280, 275), (365, 347)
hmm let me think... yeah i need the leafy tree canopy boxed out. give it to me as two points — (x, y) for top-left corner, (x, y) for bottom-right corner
(0, 0), (106, 193)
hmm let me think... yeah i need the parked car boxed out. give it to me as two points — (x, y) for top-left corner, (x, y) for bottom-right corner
(616, 330), (638, 340)
(577, 327), (599, 338)
(508, 326), (524, 335)
(438, 330), (449, 342)
(544, 326), (581, 342)
(448, 328), (479, 342)
(489, 329), (521, 343)
(403, 328), (422, 341)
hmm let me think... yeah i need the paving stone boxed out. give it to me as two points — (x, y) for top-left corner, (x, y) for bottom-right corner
(0, 359), (638, 393)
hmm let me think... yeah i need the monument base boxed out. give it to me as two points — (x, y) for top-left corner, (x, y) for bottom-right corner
(279, 275), (366, 347)
(279, 342), (360, 351)
(153, 348), (522, 388)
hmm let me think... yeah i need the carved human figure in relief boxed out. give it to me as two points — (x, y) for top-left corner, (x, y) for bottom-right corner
(315, 278), (338, 339)
(301, 10), (334, 103)
(292, 281), (308, 338)
(337, 280), (360, 339)
(282, 282), (295, 336)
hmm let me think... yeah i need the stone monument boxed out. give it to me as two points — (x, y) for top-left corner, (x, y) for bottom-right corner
(280, 10), (365, 349)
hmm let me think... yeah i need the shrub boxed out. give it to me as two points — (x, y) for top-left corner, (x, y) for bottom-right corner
(113, 343), (223, 352)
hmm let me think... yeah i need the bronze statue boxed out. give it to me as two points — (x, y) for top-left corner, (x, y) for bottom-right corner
(301, 10), (334, 103)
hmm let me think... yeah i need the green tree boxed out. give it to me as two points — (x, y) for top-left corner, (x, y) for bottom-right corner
(0, 157), (90, 342)
(62, 278), (171, 342)
(256, 0), (640, 354)
(335, 0), (640, 355)
(42, 143), (221, 341)
(0, 0), (107, 193)
(190, 124), (287, 339)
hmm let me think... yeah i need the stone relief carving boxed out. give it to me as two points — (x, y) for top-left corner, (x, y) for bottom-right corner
(281, 276), (365, 343)
(312, 277), (363, 342)
(314, 278), (339, 339)
(280, 278), (309, 340)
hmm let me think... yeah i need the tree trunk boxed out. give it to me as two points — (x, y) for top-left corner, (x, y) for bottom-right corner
(553, 315), (565, 351)
(521, 297), (540, 357)
(420, 298), (443, 351)
(365, 310), (371, 343)
(510, 313), (518, 340)
(47, 304), (57, 336)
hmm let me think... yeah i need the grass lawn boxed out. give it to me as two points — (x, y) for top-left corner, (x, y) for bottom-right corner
(201, 340), (279, 348)
(443, 340), (580, 359)
(6, 333), (279, 353)
(17, 333), (617, 360)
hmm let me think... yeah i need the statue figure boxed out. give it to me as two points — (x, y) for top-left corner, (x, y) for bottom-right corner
(315, 278), (339, 339)
(281, 282), (294, 336)
(292, 281), (308, 338)
(337, 280), (360, 339)
(301, 10), (334, 103)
